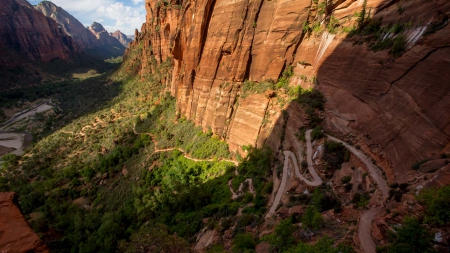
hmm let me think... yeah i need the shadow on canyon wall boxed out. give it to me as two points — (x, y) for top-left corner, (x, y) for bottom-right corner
(261, 0), (450, 183)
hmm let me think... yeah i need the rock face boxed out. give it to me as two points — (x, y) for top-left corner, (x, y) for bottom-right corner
(131, 0), (450, 179)
(0, 192), (49, 253)
(0, 0), (79, 63)
(88, 22), (122, 48)
(110, 30), (133, 47)
(35, 1), (99, 50)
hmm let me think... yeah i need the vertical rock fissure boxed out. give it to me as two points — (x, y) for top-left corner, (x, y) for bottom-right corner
(198, 0), (217, 63)
(243, 0), (264, 81)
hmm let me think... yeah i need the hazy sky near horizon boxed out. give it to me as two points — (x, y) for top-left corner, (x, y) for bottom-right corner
(27, 0), (146, 35)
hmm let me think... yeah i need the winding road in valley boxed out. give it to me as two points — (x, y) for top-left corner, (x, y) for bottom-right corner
(267, 129), (323, 216)
(326, 134), (389, 253)
(266, 129), (388, 253)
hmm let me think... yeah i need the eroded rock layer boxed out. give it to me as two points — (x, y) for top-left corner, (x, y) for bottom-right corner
(130, 0), (450, 179)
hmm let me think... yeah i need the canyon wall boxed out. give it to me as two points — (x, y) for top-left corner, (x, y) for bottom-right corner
(0, 0), (79, 63)
(132, 0), (450, 179)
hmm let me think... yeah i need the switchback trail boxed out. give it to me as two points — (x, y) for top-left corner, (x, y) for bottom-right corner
(267, 129), (323, 216)
(326, 134), (389, 253)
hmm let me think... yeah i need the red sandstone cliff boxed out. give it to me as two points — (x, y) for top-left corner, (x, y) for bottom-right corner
(0, 192), (49, 253)
(0, 0), (79, 63)
(130, 0), (450, 180)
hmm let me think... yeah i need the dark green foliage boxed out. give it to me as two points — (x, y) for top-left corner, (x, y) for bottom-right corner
(311, 126), (324, 141)
(238, 146), (273, 178)
(322, 141), (350, 171)
(232, 233), (256, 253)
(285, 236), (356, 253)
(412, 159), (430, 170)
(296, 89), (325, 128)
(302, 205), (323, 230)
(351, 192), (370, 208)
(376, 217), (434, 253)
(118, 223), (192, 253)
(417, 185), (450, 225)
(312, 187), (341, 213)
(263, 218), (296, 251)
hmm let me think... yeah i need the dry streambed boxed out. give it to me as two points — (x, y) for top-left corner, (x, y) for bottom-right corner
(0, 101), (53, 157)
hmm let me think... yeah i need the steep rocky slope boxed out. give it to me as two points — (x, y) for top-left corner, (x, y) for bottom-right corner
(0, 0), (79, 64)
(130, 0), (450, 180)
(110, 30), (133, 47)
(0, 192), (49, 253)
(35, 1), (99, 50)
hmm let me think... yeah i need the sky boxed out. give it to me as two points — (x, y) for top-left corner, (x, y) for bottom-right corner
(28, 0), (146, 35)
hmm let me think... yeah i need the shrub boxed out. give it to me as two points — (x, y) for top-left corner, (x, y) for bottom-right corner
(417, 185), (450, 225)
(232, 233), (256, 253)
(302, 205), (323, 229)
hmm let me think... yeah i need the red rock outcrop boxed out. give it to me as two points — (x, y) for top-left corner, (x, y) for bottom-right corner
(0, 0), (79, 63)
(0, 192), (49, 253)
(130, 0), (450, 179)
(110, 30), (133, 47)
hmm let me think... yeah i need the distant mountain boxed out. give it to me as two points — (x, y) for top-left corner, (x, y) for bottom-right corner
(35, 2), (125, 59)
(0, 0), (80, 64)
(35, 1), (99, 50)
(110, 30), (133, 47)
(87, 22), (126, 58)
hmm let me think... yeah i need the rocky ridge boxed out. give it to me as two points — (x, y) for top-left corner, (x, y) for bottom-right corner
(110, 30), (133, 47)
(129, 0), (450, 180)
(0, 0), (80, 63)
(35, 1), (100, 50)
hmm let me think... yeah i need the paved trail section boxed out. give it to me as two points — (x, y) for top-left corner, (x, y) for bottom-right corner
(267, 129), (323, 216)
(326, 134), (389, 253)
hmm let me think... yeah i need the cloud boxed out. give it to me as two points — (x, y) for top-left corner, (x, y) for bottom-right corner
(43, 0), (115, 13)
(132, 0), (144, 4)
(95, 2), (146, 34)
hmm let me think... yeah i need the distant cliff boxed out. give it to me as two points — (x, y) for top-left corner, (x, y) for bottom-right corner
(35, 1), (99, 50)
(35, 2), (126, 58)
(0, 0), (79, 63)
(110, 30), (133, 47)
(128, 0), (450, 179)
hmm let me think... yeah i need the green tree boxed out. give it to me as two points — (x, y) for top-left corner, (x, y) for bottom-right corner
(302, 205), (323, 230)
(232, 233), (256, 253)
(377, 216), (434, 253)
(417, 185), (450, 225)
